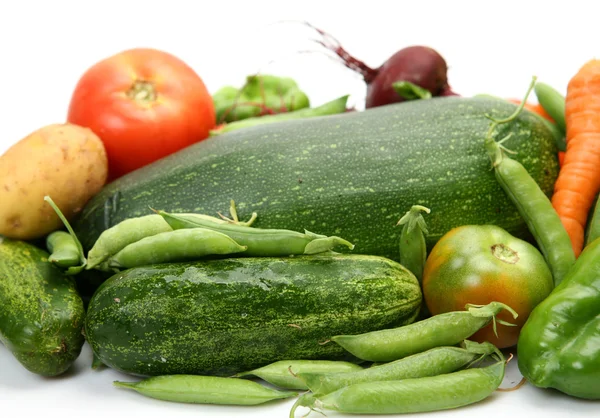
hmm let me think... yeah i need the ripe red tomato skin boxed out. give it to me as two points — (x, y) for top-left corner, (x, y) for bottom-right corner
(422, 225), (554, 349)
(67, 48), (215, 181)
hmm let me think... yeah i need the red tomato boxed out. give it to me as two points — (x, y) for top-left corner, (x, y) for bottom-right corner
(67, 48), (215, 180)
(422, 225), (554, 349)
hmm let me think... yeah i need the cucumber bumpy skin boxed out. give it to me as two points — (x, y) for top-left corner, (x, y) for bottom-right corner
(85, 254), (422, 377)
(0, 237), (85, 376)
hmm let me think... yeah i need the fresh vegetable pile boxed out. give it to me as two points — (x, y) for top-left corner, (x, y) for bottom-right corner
(1, 22), (600, 417)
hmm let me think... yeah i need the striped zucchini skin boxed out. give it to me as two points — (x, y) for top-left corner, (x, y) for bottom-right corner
(73, 96), (558, 260)
(0, 237), (85, 376)
(85, 254), (422, 377)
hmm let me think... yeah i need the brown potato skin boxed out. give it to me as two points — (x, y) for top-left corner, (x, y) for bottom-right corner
(0, 123), (108, 240)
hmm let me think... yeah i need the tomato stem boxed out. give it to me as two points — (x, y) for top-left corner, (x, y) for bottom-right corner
(491, 243), (519, 264)
(127, 80), (157, 103)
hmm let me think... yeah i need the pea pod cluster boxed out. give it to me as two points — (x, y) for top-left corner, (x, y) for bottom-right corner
(85, 200), (257, 271)
(290, 357), (507, 417)
(286, 300), (515, 418)
(297, 340), (501, 396)
(51, 196), (355, 273)
(286, 302), (514, 416)
(155, 209), (355, 258)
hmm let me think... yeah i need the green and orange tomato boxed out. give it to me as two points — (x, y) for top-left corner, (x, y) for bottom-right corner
(422, 225), (553, 349)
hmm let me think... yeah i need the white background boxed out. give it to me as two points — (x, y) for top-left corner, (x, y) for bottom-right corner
(1, 0), (599, 417)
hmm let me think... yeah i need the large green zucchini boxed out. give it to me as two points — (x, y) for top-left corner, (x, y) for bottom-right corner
(73, 97), (558, 260)
(84, 254), (421, 377)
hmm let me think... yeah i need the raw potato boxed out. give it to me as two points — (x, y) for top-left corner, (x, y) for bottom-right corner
(0, 123), (108, 240)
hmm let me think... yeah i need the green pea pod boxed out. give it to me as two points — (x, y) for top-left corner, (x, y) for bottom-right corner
(105, 228), (248, 270)
(46, 231), (81, 268)
(298, 340), (501, 396)
(518, 236), (600, 399)
(86, 200), (256, 270)
(397, 205), (430, 283)
(534, 82), (566, 134)
(115, 375), (298, 406)
(484, 77), (575, 286)
(235, 360), (363, 390)
(210, 95), (349, 136)
(43, 196), (86, 275)
(290, 355), (507, 417)
(330, 301), (517, 363)
(213, 74), (310, 124)
(155, 209), (354, 257)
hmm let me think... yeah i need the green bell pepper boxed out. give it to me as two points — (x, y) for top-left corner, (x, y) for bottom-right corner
(517, 236), (600, 399)
(212, 74), (310, 124)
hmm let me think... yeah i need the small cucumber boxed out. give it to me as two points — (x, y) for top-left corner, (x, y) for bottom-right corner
(0, 237), (85, 376)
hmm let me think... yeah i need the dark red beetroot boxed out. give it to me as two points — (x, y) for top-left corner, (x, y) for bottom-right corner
(364, 46), (457, 108)
(306, 22), (458, 108)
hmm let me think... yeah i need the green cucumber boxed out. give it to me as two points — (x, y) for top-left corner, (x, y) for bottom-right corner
(85, 254), (422, 377)
(0, 237), (85, 376)
(73, 96), (559, 260)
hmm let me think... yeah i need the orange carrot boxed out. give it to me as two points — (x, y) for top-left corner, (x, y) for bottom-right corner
(551, 59), (600, 257)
